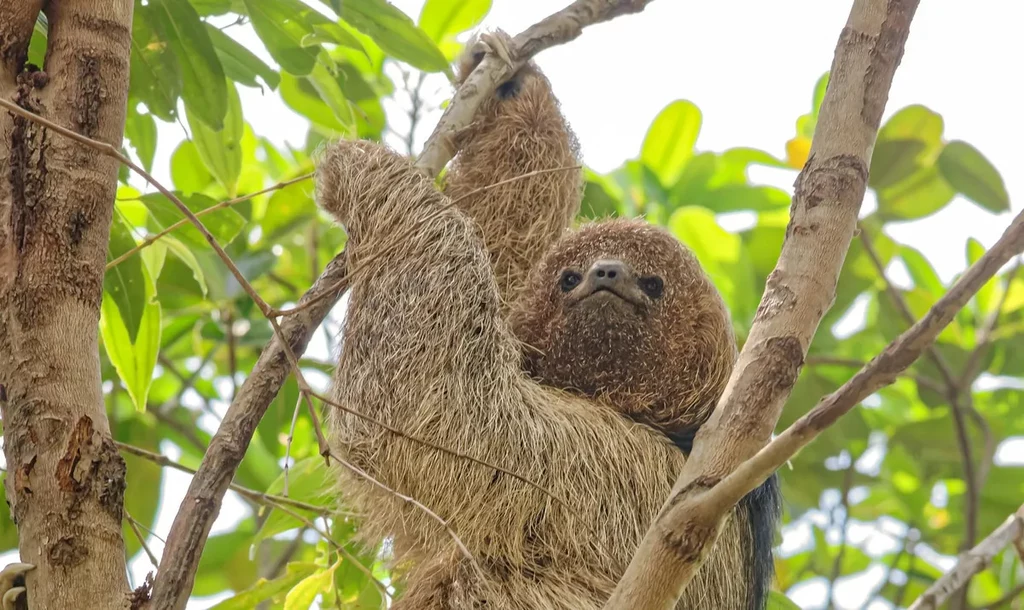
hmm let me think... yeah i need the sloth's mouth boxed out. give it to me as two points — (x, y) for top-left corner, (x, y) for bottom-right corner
(579, 286), (643, 307)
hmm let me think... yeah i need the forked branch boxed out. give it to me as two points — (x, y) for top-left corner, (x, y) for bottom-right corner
(604, 1), (921, 607)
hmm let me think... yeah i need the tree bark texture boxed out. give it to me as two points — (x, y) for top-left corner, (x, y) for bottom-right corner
(148, 253), (349, 610)
(0, 1), (135, 608)
(603, 1), (919, 608)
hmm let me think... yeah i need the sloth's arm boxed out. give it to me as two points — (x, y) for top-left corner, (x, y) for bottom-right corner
(442, 32), (582, 306)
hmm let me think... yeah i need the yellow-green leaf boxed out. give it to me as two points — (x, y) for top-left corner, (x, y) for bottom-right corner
(338, 0), (449, 73)
(419, 0), (491, 42)
(185, 79), (243, 195)
(100, 291), (161, 412)
(208, 562), (319, 609)
(284, 559), (341, 610)
(641, 100), (702, 186)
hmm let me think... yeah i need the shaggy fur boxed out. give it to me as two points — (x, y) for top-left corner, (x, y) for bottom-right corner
(509, 219), (737, 435)
(443, 31), (583, 308)
(318, 42), (778, 609)
(319, 140), (750, 608)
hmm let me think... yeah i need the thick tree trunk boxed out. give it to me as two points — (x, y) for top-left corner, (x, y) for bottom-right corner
(0, 1), (135, 609)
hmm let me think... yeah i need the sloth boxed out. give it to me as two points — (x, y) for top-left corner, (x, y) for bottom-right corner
(317, 32), (780, 610)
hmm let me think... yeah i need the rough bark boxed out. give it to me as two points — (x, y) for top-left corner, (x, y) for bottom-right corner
(603, 1), (920, 608)
(146, 254), (348, 610)
(0, 1), (136, 609)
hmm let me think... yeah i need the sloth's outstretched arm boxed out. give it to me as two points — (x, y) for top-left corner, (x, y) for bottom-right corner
(317, 140), (682, 569)
(443, 32), (582, 307)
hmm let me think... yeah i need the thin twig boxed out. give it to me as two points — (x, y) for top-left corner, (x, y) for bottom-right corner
(105, 172), (313, 270)
(263, 495), (390, 600)
(806, 355), (946, 395)
(310, 390), (573, 511)
(825, 462), (856, 610)
(283, 393), (304, 497)
(334, 453), (475, 566)
(114, 441), (341, 517)
(125, 510), (160, 569)
(0, 98), (277, 320)
(959, 258), (1022, 389)
(908, 504), (1024, 610)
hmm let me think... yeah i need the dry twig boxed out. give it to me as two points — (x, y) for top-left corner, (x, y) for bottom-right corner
(908, 504), (1024, 610)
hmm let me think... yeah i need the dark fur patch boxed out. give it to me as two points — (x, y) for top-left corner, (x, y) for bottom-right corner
(742, 472), (781, 610)
(670, 434), (781, 610)
(496, 78), (521, 99)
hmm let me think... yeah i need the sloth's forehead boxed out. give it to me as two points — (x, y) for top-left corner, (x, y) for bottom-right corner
(555, 235), (681, 274)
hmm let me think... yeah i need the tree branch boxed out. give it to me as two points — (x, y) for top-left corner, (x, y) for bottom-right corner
(146, 252), (349, 609)
(415, 0), (656, 177)
(614, 205), (1024, 609)
(604, 1), (921, 607)
(859, 227), (987, 555)
(908, 504), (1024, 610)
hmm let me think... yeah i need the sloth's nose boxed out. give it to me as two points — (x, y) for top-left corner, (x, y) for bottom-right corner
(587, 259), (631, 290)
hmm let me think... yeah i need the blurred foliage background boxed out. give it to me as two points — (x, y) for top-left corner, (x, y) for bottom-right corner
(3, 0), (1021, 608)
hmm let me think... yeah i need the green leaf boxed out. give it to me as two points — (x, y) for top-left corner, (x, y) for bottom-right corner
(766, 590), (802, 610)
(163, 235), (209, 297)
(668, 206), (758, 329)
(284, 559), (341, 610)
(104, 215), (147, 343)
(185, 79), (243, 194)
(338, 0), (449, 73)
(153, 0), (227, 130)
(419, 0), (491, 42)
(279, 72), (350, 134)
(204, 23), (281, 90)
(170, 140), (214, 194)
(307, 62), (356, 131)
(253, 458), (333, 544)
(141, 192), (246, 250)
(641, 100), (702, 186)
(100, 292), (161, 412)
(877, 166), (956, 221)
(870, 105), (944, 189)
(698, 185), (790, 213)
(244, 0), (322, 75)
(967, 238), (997, 316)
(125, 107), (157, 172)
(937, 140), (1010, 213)
(131, 6), (182, 122)
(900, 245), (944, 297)
(208, 563), (320, 609)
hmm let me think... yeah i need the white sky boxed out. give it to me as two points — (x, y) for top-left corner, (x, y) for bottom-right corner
(6, 1), (1023, 609)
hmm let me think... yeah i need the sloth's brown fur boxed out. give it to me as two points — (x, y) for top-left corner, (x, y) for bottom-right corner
(509, 219), (737, 435)
(317, 39), (753, 609)
(318, 145), (750, 608)
(443, 32), (582, 307)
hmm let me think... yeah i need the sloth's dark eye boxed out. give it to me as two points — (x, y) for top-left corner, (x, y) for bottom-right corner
(639, 276), (664, 299)
(559, 270), (582, 292)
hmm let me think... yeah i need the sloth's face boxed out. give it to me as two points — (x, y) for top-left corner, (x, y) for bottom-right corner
(509, 219), (736, 435)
